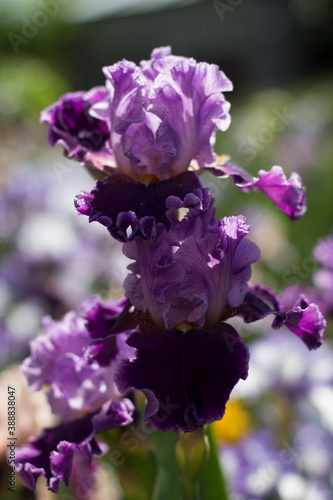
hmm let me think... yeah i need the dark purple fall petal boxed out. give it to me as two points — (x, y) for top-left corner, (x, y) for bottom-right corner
(42, 47), (233, 180)
(16, 399), (134, 492)
(41, 87), (112, 169)
(81, 295), (130, 340)
(75, 171), (212, 242)
(233, 284), (325, 350)
(16, 413), (101, 493)
(114, 321), (249, 433)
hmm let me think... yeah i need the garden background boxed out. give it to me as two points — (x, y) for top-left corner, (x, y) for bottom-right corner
(1, 1), (333, 499)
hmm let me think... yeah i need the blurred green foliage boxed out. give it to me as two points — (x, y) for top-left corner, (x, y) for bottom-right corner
(214, 78), (333, 290)
(0, 57), (68, 121)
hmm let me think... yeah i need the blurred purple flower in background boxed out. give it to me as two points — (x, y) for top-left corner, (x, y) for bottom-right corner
(220, 330), (333, 500)
(0, 164), (129, 367)
(313, 235), (333, 315)
(16, 296), (135, 492)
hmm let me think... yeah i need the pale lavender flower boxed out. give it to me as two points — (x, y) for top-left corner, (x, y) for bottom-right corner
(16, 297), (135, 492)
(21, 296), (133, 421)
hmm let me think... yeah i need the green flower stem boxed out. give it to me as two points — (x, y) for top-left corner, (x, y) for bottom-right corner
(150, 430), (182, 500)
(98, 426), (156, 500)
(198, 425), (228, 500)
(179, 476), (200, 500)
(176, 428), (208, 500)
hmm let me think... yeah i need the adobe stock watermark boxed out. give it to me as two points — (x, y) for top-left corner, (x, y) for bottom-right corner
(281, 255), (318, 286)
(213, 0), (244, 22)
(226, 438), (306, 500)
(238, 107), (296, 163)
(59, 460), (115, 500)
(245, 439), (306, 497)
(107, 397), (180, 467)
(7, 0), (70, 54)
(204, 173), (231, 201)
(52, 157), (76, 182)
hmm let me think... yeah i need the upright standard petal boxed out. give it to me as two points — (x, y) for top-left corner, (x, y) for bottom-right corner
(123, 214), (259, 330)
(150, 58), (232, 175)
(140, 46), (187, 81)
(102, 60), (147, 177)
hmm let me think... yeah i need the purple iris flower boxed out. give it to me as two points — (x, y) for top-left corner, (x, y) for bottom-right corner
(122, 215), (260, 330)
(109, 215), (260, 433)
(42, 46), (232, 180)
(16, 296), (135, 492)
(16, 399), (133, 493)
(38, 46), (320, 437)
(42, 47), (306, 247)
(82, 212), (325, 434)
